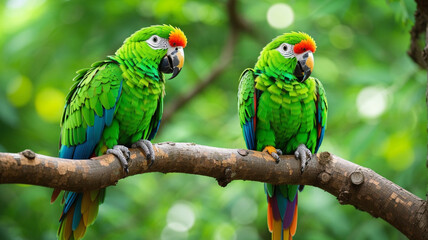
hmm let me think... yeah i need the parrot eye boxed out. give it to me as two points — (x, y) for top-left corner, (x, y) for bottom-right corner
(146, 35), (168, 50)
(276, 43), (294, 58)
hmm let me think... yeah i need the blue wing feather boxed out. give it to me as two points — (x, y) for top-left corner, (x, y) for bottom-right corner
(243, 120), (255, 150)
(72, 114), (105, 159)
(315, 126), (325, 153)
(104, 107), (115, 126)
(148, 120), (161, 141)
(59, 145), (75, 159)
(59, 83), (123, 159)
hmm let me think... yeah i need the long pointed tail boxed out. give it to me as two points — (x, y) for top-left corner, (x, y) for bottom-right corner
(265, 184), (298, 240)
(52, 189), (105, 240)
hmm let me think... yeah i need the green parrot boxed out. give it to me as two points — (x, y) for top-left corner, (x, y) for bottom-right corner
(238, 32), (327, 240)
(50, 25), (187, 240)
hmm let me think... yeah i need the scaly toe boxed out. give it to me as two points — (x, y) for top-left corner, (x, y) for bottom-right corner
(117, 145), (131, 159)
(271, 152), (280, 163)
(263, 146), (281, 164)
(107, 145), (131, 174)
(132, 139), (155, 167)
(294, 144), (313, 173)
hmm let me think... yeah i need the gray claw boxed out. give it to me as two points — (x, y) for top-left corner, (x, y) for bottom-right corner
(132, 139), (155, 167)
(271, 149), (283, 164)
(107, 145), (131, 174)
(271, 152), (280, 163)
(294, 144), (312, 173)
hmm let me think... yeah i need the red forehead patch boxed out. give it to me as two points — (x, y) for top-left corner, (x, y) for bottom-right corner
(169, 28), (187, 48)
(294, 39), (316, 54)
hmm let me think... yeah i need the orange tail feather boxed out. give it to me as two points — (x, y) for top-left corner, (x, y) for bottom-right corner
(290, 204), (298, 236)
(267, 202), (273, 232)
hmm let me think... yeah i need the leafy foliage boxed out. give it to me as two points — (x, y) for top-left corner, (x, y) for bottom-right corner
(0, 0), (426, 239)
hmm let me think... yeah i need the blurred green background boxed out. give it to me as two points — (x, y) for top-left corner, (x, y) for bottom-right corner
(0, 0), (427, 239)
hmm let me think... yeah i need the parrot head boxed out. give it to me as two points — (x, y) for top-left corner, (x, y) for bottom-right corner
(257, 32), (316, 82)
(118, 25), (187, 80)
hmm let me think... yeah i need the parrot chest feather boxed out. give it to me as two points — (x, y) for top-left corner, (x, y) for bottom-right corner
(256, 77), (318, 154)
(114, 76), (163, 144)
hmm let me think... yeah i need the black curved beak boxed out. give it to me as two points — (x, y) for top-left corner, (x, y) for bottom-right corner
(293, 51), (314, 82)
(159, 47), (184, 80)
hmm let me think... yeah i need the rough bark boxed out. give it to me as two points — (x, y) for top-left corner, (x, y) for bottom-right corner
(0, 142), (426, 240)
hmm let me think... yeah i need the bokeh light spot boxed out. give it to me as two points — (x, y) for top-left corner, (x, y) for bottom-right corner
(316, 15), (340, 28)
(356, 86), (388, 119)
(161, 225), (188, 240)
(6, 0), (28, 9)
(315, 57), (339, 82)
(166, 202), (195, 232)
(183, 2), (221, 24)
(231, 197), (257, 224)
(382, 132), (414, 171)
(329, 25), (354, 49)
(35, 87), (65, 123)
(235, 226), (259, 240)
(7, 75), (32, 107)
(214, 223), (236, 240)
(267, 3), (294, 29)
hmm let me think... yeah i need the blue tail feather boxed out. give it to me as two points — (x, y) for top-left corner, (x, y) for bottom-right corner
(61, 192), (78, 221)
(275, 188), (288, 221)
(72, 194), (83, 230)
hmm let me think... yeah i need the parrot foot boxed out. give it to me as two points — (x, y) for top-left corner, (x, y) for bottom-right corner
(294, 144), (312, 173)
(263, 146), (283, 163)
(132, 139), (155, 167)
(107, 145), (131, 174)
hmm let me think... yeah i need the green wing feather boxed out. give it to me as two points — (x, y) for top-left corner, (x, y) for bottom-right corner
(60, 59), (123, 151)
(238, 68), (255, 126)
(238, 68), (257, 150)
(314, 77), (328, 153)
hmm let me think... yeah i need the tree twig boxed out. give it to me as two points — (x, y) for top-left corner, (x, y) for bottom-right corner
(162, 0), (261, 124)
(0, 142), (426, 240)
(413, 1), (428, 168)
(408, 8), (428, 69)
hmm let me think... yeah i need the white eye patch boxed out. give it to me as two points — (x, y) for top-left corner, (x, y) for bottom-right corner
(146, 35), (169, 50)
(276, 43), (294, 58)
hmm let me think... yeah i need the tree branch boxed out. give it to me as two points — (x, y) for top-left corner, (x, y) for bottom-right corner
(0, 142), (426, 240)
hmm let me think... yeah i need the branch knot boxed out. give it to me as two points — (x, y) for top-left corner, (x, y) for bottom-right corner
(318, 172), (331, 184)
(350, 171), (364, 186)
(318, 151), (332, 165)
(20, 149), (35, 160)
(217, 167), (233, 187)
